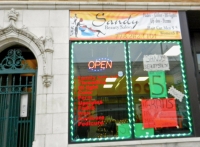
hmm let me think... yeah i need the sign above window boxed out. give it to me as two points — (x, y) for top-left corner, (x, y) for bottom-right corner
(70, 11), (181, 40)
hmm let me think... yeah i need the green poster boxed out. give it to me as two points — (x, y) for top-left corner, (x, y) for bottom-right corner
(148, 71), (167, 98)
(134, 123), (154, 138)
(118, 123), (131, 137)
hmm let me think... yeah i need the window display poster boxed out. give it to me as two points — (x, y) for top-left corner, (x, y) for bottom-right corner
(70, 11), (181, 40)
(148, 71), (167, 98)
(143, 54), (169, 71)
(141, 98), (178, 128)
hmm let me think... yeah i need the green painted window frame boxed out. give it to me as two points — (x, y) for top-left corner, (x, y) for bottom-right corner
(69, 40), (193, 143)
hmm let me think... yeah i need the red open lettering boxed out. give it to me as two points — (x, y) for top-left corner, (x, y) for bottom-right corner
(88, 60), (112, 69)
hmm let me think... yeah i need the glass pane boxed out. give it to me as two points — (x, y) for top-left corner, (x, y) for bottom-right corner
(128, 41), (192, 138)
(196, 54), (200, 70)
(70, 42), (131, 141)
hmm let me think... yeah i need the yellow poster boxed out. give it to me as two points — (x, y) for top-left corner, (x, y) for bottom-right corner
(70, 11), (181, 40)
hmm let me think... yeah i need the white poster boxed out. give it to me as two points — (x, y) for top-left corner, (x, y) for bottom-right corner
(143, 54), (170, 71)
(168, 86), (184, 102)
(20, 94), (28, 117)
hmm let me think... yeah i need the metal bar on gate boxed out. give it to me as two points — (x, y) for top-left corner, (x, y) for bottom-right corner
(0, 76), (2, 147)
(22, 76), (28, 147)
(18, 112), (22, 147)
(11, 76), (15, 147)
(19, 76), (22, 147)
(9, 76), (14, 147)
(14, 92), (19, 146)
(14, 92), (18, 147)
(24, 76), (29, 146)
(2, 87), (6, 147)
(30, 75), (35, 147)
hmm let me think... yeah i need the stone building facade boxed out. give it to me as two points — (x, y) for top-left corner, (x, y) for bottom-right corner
(0, 1), (200, 147)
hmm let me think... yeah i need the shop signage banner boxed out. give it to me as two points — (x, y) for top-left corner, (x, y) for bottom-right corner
(70, 11), (181, 40)
(141, 98), (178, 128)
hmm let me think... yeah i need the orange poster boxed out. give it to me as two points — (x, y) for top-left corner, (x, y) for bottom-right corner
(70, 11), (181, 40)
(141, 98), (178, 128)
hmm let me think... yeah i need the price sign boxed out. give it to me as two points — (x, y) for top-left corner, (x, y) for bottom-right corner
(148, 71), (167, 98)
(141, 98), (178, 128)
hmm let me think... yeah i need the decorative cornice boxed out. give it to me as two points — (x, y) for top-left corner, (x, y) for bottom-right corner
(0, 2), (200, 10)
(0, 24), (45, 53)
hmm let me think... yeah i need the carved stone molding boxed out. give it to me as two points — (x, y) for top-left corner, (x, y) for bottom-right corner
(8, 8), (19, 27)
(0, 8), (54, 87)
(42, 75), (53, 88)
(44, 27), (54, 53)
(0, 22), (45, 54)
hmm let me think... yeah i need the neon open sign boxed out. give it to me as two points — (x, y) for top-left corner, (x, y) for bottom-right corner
(88, 58), (112, 72)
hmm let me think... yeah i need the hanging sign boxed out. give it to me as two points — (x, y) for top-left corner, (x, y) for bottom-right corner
(88, 58), (112, 72)
(70, 11), (181, 40)
(143, 54), (169, 71)
(141, 98), (178, 128)
(148, 71), (167, 98)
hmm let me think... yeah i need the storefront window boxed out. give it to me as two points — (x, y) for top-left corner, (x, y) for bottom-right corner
(70, 41), (132, 141)
(128, 41), (192, 138)
(70, 41), (192, 142)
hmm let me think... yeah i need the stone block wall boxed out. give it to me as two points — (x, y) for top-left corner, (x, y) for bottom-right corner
(0, 9), (70, 147)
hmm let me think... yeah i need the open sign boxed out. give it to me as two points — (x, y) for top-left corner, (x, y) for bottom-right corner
(88, 58), (112, 72)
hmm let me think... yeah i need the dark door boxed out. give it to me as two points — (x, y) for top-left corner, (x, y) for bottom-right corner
(0, 49), (37, 147)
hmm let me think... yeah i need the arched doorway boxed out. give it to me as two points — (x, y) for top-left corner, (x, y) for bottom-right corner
(0, 45), (37, 147)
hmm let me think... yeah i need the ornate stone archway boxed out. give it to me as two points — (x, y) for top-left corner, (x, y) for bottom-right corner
(0, 8), (53, 87)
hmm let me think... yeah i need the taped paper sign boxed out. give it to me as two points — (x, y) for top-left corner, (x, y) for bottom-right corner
(143, 54), (169, 71)
(168, 86), (184, 102)
(141, 98), (178, 128)
(20, 94), (28, 117)
(148, 71), (167, 98)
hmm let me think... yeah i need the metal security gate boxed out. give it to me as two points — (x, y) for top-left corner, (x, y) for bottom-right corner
(0, 49), (37, 147)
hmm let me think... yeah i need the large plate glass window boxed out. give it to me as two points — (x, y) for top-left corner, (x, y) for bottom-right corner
(69, 41), (193, 142)
(128, 41), (192, 138)
(70, 41), (132, 142)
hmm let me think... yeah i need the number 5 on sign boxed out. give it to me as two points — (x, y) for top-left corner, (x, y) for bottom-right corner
(148, 71), (167, 98)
